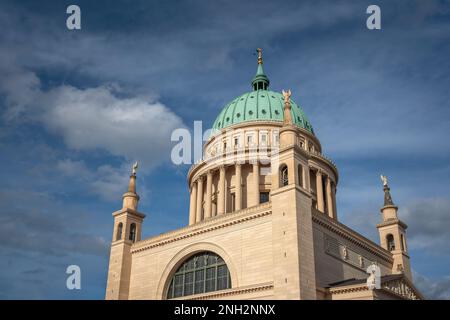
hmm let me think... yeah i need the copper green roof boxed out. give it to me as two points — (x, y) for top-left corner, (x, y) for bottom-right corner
(211, 51), (314, 135)
(211, 90), (314, 134)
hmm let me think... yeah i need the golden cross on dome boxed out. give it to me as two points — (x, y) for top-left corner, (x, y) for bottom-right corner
(257, 48), (263, 65)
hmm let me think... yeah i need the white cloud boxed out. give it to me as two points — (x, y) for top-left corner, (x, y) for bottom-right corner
(413, 271), (450, 300)
(342, 197), (450, 255)
(400, 198), (450, 254)
(0, 64), (184, 170)
(55, 159), (149, 202)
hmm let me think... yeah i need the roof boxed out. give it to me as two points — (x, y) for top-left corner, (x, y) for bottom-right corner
(210, 51), (314, 135)
(211, 89), (314, 134)
(327, 274), (404, 288)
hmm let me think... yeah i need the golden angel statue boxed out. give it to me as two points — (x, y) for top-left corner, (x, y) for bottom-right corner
(282, 89), (291, 104)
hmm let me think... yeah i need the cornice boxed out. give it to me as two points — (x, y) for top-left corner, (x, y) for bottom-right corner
(172, 282), (274, 300)
(131, 202), (272, 254)
(312, 210), (393, 264)
(112, 207), (146, 219)
(376, 218), (408, 229)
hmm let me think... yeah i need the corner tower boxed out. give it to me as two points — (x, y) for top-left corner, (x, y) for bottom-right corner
(105, 162), (146, 300)
(270, 88), (317, 299)
(377, 175), (412, 280)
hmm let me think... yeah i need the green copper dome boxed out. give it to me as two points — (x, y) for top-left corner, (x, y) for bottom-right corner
(211, 90), (314, 134)
(211, 49), (314, 135)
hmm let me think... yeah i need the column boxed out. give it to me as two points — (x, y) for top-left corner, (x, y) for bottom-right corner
(332, 183), (338, 220)
(252, 162), (260, 206)
(326, 176), (334, 218)
(235, 163), (242, 211)
(316, 170), (324, 213)
(189, 182), (197, 225)
(196, 176), (204, 222)
(205, 171), (212, 219)
(218, 166), (226, 215)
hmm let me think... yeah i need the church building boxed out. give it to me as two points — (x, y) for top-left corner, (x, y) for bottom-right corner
(105, 50), (423, 300)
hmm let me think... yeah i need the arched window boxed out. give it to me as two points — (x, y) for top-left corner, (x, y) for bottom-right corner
(386, 234), (395, 251)
(166, 252), (231, 299)
(129, 223), (136, 242)
(116, 222), (123, 241)
(400, 234), (405, 251)
(298, 165), (304, 188)
(280, 165), (288, 187)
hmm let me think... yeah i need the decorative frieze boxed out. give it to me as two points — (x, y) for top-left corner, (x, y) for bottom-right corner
(324, 235), (374, 271)
(382, 279), (420, 300)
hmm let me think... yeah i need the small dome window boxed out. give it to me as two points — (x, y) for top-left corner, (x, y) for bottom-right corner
(274, 110), (280, 115)
(261, 109), (267, 114)
(236, 113), (241, 118)
(240, 98), (244, 101)
(249, 110), (253, 115)
(261, 95), (265, 98)
(218, 122), (221, 126)
(250, 96), (254, 98)
(226, 117), (230, 122)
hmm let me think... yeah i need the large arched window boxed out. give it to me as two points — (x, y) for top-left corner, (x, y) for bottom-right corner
(116, 222), (123, 241)
(280, 165), (288, 187)
(386, 234), (395, 251)
(166, 251), (231, 299)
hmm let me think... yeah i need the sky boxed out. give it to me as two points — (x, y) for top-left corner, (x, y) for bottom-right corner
(0, 0), (449, 299)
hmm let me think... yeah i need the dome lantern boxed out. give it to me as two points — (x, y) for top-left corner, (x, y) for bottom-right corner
(251, 48), (270, 91)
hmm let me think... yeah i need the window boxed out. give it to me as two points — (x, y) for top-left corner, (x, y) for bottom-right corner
(260, 192), (269, 203)
(230, 193), (235, 212)
(260, 134), (267, 145)
(116, 222), (123, 240)
(129, 223), (136, 242)
(280, 165), (289, 187)
(298, 165), (304, 188)
(387, 234), (395, 251)
(273, 132), (279, 145)
(247, 135), (253, 146)
(234, 137), (239, 147)
(166, 252), (231, 299)
(400, 234), (405, 251)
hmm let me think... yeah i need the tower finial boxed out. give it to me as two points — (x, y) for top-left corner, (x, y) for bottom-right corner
(132, 161), (138, 176)
(380, 174), (394, 206)
(252, 48), (269, 90)
(257, 48), (263, 65)
(282, 89), (293, 125)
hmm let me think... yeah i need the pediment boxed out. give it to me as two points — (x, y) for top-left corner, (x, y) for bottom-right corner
(381, 276), (424, 300)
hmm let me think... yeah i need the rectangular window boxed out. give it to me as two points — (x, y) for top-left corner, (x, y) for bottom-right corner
(205, 267), (216, 293)
(183, 271), (194, 296)
(174, 274), (184, 298)
(217, 265), (229, 290)
(261, 134), (267, 144)
(260, 192), (269, 203)
(230, 193), (235, 212)
(247, 135), (253, 145)
(194, 270), (204, 294)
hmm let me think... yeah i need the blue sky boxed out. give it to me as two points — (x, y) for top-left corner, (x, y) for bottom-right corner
(0, 0), (449, 299)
